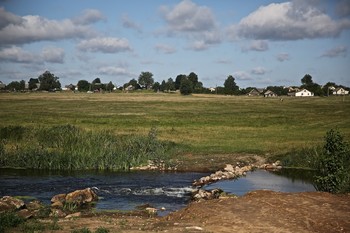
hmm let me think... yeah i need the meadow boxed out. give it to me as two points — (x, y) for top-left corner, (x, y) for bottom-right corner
(0, 91), (349, 157)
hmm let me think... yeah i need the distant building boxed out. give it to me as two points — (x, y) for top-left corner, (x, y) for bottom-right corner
(333, 87), (349, 95)
(247, 88), (263, 96)
(264, 90), (278, 97)
(288, 89), (314, 97)
(0, 81), (5, 89)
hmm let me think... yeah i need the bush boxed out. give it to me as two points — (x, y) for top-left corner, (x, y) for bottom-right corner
(314, 129), (350, 193)
(0, 212), (24, 233)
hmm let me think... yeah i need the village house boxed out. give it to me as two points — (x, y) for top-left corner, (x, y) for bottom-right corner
(264, 90), (278, 97)
(247, 88), (264, 96)
(288, 89), (314, 97)
(333, 87), (349, 95)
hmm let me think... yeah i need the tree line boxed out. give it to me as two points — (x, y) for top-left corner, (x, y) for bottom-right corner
(1, 70), (349, 96)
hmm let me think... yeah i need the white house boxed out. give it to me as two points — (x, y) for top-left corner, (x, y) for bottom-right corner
(289, 89), (314, 97)
(333, 87), (349, 95)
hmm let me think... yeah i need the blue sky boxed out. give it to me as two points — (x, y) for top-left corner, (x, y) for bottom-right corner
(1, 0), (350, 88)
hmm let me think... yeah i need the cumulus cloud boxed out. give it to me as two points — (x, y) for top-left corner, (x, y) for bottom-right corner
(228, 1), (350, 41)
(321, 45), (347, 58)
(0, 8), (96, 45)
(41, 47), (65, 63)
(0, 46), (65, 64)
(0, 7), (23, 29)
(72, 9), (105, 25)
(122, 14), (142, 33)
(251, 67), (268, 75)
(0, 46), (36, 63)
(159, 0), (221, 50)
(242, 40), (269, 52)
(77, 37), (132, 53)
(98, 66), (132, 76)
(233, 71), (252, 81)
(277, 53), (290, 62)
(154, 44), (176, 54)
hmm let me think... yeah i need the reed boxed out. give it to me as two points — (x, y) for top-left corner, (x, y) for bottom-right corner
(0, 125), (173, 171)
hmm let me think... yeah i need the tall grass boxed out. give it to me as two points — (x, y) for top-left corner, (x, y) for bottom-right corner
(0, 125), (174, 170)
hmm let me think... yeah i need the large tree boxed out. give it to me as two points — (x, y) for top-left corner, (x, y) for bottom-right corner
(188, 72), (198, 89)
(77, 80), (90, 92)
(38, 71), (61, 91)
(301, 74), (313, 86)
(301, 74), (323, 96)
(28, 78), (39, 90)
(180, 77), (193, 95)
(223, 75), (239, 95)
(175, 74), (186, 90)
(138, 71), (154, 89)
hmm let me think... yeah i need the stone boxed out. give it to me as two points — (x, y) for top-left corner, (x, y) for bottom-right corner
(51, 193), (66, 204)
(145, 207), (157, 215)
(17, 209), (33, 219)
(26, 200), (44, 211)
(224, 164), (234, 173)
(0, 196), (25, 212)
(65, 212), (81, 219)
(50, 208), (66, 218)
(65, 188), (98, 206)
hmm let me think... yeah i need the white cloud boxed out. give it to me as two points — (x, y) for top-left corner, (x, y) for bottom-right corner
(0, 46), (65, 64)
(98, 66), (133, 76)
(321, 45), (347, 58)
(242, 40), (269, 52)
(233, 71), (252, 81)
(0, 46), (37, 63)
(72, 9), (105, 25)
(121, 14), (142, 33)
(251, 67), (268, 75)
(154, 44), (176, 54)
(0, 9), (96, 45)
(228, 1), (350, 41)
(0, 7), (23, 29)
(77, 37), (132, 53)
(277, 53), (290, 62)
(159, 0), (221, 50)
(41, 47), (65, 63)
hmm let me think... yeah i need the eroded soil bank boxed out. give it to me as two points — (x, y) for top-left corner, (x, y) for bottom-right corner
(26, 190), (349, 233)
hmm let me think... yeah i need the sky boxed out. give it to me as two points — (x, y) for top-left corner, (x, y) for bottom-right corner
(0, 0), (350, 88)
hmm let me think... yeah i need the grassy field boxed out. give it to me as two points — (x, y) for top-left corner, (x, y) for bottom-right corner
(0, 92), (349, 156)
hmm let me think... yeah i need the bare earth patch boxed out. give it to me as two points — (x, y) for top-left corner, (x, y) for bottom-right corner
(46, 190), (349, 233)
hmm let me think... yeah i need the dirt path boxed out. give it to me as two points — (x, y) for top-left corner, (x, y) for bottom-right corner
(47, 190), (350, 233)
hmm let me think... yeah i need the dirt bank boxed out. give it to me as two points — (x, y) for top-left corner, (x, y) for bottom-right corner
(31, 190), (349, 233)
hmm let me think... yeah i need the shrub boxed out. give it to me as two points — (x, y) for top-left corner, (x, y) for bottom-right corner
(0, 212), (24, 233)
(314, 129), (350, 193)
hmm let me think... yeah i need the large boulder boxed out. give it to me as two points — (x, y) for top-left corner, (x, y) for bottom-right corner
(65, 188), (98, 206)
(0, 196), (25, 212)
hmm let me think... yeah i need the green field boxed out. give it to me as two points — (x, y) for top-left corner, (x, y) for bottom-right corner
(1, 92), (349, 156)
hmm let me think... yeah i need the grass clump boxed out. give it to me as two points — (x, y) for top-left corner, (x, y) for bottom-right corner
(0, 124), (174, 171)
(0, 212), (24, 233)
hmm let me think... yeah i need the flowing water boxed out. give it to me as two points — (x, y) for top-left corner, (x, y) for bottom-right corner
(0, 168), (316, 215)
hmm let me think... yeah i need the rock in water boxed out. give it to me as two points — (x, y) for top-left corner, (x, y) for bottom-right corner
(65, 188), (98, 206)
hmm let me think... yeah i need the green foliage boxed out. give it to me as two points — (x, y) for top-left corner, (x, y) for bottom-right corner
(95, 227), (110, 233)
(77, 80), (91, 92)
(138, 71), (154, 89)
(0, 125), (174, 171)
(314, 129), (350, 193)
(38, 71), (61, 91)
(224, 75), (239, 95)
(72, 227), (92, 233)
(0, 212), (24, 233)
(0, 125), (26, 141)
(179, 77), (193, 95)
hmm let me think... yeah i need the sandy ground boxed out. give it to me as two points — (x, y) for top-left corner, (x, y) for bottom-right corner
(40, 190), (350, 233)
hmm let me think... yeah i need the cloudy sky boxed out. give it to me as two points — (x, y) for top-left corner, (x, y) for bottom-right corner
(1, 0), (350, 88)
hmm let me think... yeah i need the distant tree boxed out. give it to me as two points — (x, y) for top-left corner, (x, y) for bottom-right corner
(180, 77), (193, 95)
(224, 75), (239, 95)
(167, 78), (175, 91)
(160, 80), (166, 92)
(19, 80), (26, 91)
(193, 81), (204, 93)
(106, 81), (115, 92)
(6, 81), (22, 91)
(301, 74), (313, 86)
(77, 80), (90, 92)
(126, 78), (140, 90)
(28, 78), (39, 90)
(38, 71), (61, 91)
(188, 72), (198, 89)
(152, 82), (160, 92)
(138, 72), (154, 89)
(266, 86), (288, 96)
(175, 74), (186, 90)
(92, 78), (101, 84)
